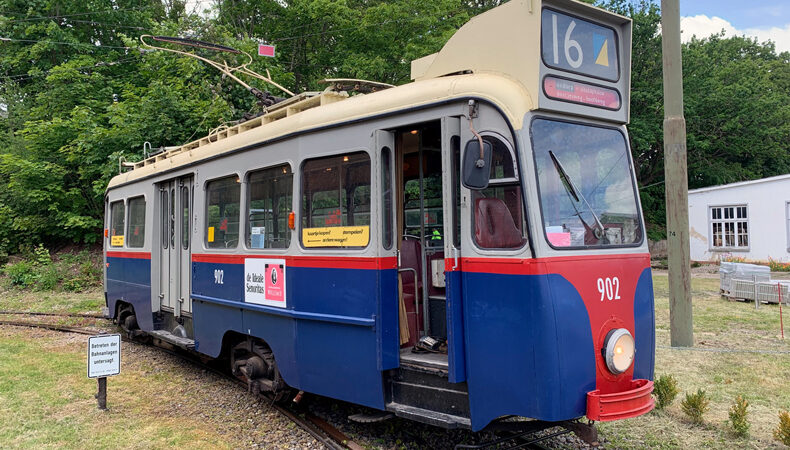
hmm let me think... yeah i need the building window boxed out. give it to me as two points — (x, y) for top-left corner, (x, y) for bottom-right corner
(710, 205), (748, 249)
(206, 176), (241, 249)
(301, 152), (371, 248)
(247, 164), (293, 249)
(127, 196), (146, 248)
(110, 201), (125, 247)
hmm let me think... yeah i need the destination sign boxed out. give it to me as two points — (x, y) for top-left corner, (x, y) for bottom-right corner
(541, 9), (619, 81)
(543, 76), (621, 110)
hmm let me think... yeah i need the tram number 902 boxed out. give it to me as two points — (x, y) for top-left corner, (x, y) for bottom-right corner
(597, 277), (620, 301)
(214, 269), (224, 284)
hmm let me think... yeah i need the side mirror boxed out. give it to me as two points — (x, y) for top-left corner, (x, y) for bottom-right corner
(462, 139), (493, 190)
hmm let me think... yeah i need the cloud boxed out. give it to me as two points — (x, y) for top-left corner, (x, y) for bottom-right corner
(680, 14), (790, 53)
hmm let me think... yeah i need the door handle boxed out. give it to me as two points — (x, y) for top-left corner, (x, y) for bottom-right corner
(452, 247), (459, 270)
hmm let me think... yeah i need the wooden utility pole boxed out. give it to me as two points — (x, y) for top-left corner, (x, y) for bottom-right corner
(661, 0), (693, 347)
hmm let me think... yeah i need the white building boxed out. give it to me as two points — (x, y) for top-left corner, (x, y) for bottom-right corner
(688, 174), (790, 262)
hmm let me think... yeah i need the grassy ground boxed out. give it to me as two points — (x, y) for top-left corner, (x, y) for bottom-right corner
(599, 275), (790, 449)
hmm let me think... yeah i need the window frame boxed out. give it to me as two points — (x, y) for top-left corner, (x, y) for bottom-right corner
(109, 200), (126, 248)
(245, 163), (294, 251)
(126, 195), (146, 248)
(708, 204), (749, 252)
(529, 115), (644, 251)
(470, 133), (527, 251)
(204, 174), (242, 250)
(299, 150), (372, 251)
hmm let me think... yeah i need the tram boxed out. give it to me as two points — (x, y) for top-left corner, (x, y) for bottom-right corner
(104, 0), (655, 433)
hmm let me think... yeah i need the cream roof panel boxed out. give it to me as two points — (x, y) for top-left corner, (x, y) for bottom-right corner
(107, 74), (532, 189)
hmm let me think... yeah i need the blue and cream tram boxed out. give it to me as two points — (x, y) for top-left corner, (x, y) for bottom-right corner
(104, 0), (655, 432)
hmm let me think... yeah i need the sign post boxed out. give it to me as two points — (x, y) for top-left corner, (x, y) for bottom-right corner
(87, 334), (121, 410)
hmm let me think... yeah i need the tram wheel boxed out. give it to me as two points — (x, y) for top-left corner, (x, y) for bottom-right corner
(230, 338), (291, 402)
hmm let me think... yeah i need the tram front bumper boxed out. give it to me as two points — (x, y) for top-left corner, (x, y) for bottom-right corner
(586, 379), (654, 421)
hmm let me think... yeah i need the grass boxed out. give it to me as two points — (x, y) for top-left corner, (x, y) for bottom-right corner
(0, 289), (103, 315)
(599, 274), (790, 449)
(0, 329), (226, 449)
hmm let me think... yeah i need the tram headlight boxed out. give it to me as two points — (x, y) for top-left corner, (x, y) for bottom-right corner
(603, 328), (635, 374)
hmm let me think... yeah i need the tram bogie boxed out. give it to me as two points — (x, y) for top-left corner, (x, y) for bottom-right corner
(104, 0), (654, 433)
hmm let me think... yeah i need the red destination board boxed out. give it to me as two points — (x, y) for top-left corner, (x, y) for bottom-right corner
(258, 44), (275, 57)
(543, 76), (621, 110)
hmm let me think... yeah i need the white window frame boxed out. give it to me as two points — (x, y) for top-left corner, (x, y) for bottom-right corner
(708, 204), (749, 251)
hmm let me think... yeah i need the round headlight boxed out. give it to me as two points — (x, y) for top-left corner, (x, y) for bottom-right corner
(604, 328), (635, 374)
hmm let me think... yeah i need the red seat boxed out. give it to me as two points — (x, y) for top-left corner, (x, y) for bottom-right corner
(475, 197), (525, 249)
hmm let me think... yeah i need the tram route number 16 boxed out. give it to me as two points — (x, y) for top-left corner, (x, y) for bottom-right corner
(597, 277), (620, 301)
(551, 13), (583, 69)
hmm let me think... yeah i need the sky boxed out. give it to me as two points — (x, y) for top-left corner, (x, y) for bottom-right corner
(679, 0), (790, 53)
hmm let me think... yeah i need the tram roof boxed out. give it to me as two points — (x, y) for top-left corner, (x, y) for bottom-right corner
(107, 73), (531, 189)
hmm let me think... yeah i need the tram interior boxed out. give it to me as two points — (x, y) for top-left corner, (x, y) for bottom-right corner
(396, 121), (450, 369)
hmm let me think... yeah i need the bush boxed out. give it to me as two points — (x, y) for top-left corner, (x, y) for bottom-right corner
(653, 374), (679, 410)
(768, 258), (790, 272)
(728, 395), (750, 437)
(2, 247), (102, 291)
(776, 411), (790, 446)
(681, 389), (710, 424)
(4, 261), (36, 287)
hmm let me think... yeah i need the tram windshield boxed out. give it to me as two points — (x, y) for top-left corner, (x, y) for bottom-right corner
(531, 118), (642, 248)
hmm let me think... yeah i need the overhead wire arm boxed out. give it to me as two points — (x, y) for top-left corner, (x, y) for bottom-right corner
(139, 34), (294, 100)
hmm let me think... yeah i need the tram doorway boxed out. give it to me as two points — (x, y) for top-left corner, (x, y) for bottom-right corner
(156, 176), (193, 318)
(393, 119), (461, 374)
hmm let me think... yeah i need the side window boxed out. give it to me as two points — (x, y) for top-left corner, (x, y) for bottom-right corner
(127, 196), (146, 248)
(110, 201), (125, 247)
(247, 164), (293, 249)
(381, 147), (393, 250)
(161, 190), (168, 249)
(205, 176), (241, 249)
(181, 186), (190, 250)
(472, 136), (526, 249)
(301, 152), (371, 248)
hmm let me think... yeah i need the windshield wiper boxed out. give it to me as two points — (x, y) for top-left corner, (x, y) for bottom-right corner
(549, 150), (606, 240)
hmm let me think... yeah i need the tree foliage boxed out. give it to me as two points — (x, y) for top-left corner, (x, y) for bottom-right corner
(0, 0), (789, 251)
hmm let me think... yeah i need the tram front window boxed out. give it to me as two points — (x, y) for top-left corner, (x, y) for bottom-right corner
(531, 119), (642, 248)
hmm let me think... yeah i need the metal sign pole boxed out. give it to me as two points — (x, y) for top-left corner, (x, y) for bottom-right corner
(661, 0), (693, 347)
(97, 377), (107, 410)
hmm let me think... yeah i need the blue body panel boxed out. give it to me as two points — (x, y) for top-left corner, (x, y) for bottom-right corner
(633, 268), (656, 382)
(445, 270), (466, 383)
(105, 255), (153, 331)
(190, 261), (398, 409)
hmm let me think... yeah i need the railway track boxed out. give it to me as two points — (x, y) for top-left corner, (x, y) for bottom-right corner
(0, 311), (359, 450)
(0, 311), (579, 450)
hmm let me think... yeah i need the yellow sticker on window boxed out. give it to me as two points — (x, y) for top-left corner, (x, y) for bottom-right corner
(207, 227), (215, 243)
(302, 226), (369, 247)
(110, 235), (124, 247)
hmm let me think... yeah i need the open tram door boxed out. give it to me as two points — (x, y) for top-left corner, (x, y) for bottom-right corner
(386, 118), (466, 382)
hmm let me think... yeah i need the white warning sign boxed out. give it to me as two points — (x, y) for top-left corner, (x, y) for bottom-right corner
(87, 334), (121, 378)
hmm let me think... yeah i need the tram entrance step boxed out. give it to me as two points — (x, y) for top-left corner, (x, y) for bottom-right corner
(148, 329), (195, 350)
(387, 364), (469, 423)
(385, 402), (471, 429)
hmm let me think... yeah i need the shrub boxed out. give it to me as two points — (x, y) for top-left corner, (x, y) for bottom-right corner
(681, 389), (710, 424)
(776, 411), (790, 446)
(653, 374), (679, 410)
(4, 261), (36, 287)
(728, 395), (750, 437)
